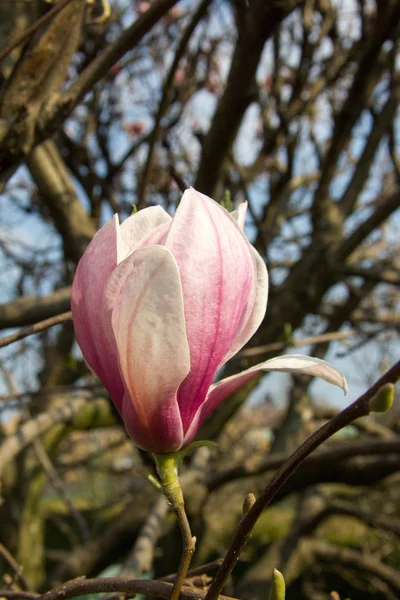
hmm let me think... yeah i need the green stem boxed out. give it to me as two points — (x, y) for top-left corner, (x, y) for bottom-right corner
(170, 503), (196, 600)
(154, 454), (196, 600)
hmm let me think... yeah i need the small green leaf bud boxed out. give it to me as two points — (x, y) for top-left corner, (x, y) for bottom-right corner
(369, 383), (395, 413)
(268, 569), (286, 600)
(242, 493), (256, 518)
(283, 323), (293, 345)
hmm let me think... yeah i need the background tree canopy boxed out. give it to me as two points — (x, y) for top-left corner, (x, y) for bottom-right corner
(0, 1), (399, 599)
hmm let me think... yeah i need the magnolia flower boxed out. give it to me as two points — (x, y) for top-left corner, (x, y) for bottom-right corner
(71, 188), (347, 453)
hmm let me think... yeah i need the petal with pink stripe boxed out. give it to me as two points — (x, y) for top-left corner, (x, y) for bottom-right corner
(105, 245), (191, 452)
(164, 188), (256, 433)
(71, 216), (125, 411)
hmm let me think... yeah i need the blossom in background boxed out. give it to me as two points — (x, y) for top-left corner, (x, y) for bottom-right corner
(124, 121), (145, 137)
(136, 1), (150, 15)
(71, 188), (347, 453)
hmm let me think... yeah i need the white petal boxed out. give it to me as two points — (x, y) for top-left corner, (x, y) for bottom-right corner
(118, 206), (171, 263)
(231, 202), (247, 229)
(105, 245), (191, 432)
(259, 354), (348, 393)
(183, 354), (347, 444)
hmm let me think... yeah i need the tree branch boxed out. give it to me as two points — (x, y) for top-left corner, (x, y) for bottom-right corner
(338, 190), (400, 260)
(0, 577), (238, 600)
(0, 312), (72, 349)
(195, 0), (299, 196)
(0, 0), (76, 64)
(0, 395), (113, 485)
(137, 0), (212, 209)
(0, 287), (71, 330)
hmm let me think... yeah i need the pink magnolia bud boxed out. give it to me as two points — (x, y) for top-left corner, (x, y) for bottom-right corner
(109, 63), (121, 78)
(165, 5), (183, 23)
(72, 188), (347, 453)
(174, 68), (185, 84)
(124, 121), (145, 137)
(136, 1), (150, 14)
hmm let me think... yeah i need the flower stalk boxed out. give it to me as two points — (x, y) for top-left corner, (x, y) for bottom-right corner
(154, 454), (196, 600)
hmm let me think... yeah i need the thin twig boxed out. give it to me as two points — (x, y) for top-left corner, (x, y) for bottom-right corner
(58, 0), (180, 113)
(207, 438), (400, 492)
(0, 577), (238, 600)
(137, 0), (211, 209)
(0, 382), (101, 403)
(205, 360), (400, 600)
(162, 559), (223, 582)
(0, 0), (76, 64)
(237, 329), (357, 358)
(32, 438), (91, 543)
(0, 593), (36, 600)
(0, 543), (29, 590)
(120, 496), (168, 576)
(0, 312), (72, 349)
(0, 395), (101, 481)
(169, 503), (196, 600)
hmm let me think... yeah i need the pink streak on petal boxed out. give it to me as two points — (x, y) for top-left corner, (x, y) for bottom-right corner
(165, 188), (255, 433)
(71, 216), (125, 411)
(222, 246), (268, 364)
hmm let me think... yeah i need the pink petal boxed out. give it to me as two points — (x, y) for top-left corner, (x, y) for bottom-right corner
(118, 206), (171, 262)
(226, 201), (268, 361)
(71, 216), (125, 410)
(105, 245), (191, 453)
(183, 354), (347, 445)
(222, 246), (268, 364)
(164, 188), (256, 433)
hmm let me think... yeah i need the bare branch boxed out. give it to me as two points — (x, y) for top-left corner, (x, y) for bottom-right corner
(28, 141), (96, 262)
(120, 496), (168, 577)
(338, 190), (400, 260)
(237, 329), (357, 359)
(32, 438), (91, 543)
(137, 0), (212, 209)
(0, 311), (72, 349)
(0, 0), (76, 64)
(0, 288), (71, 330)
(195, 1), (300, 196)
(0, 395), (112, 484)
(0, 577), (238, 600)
(0, 542), (29, 590)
